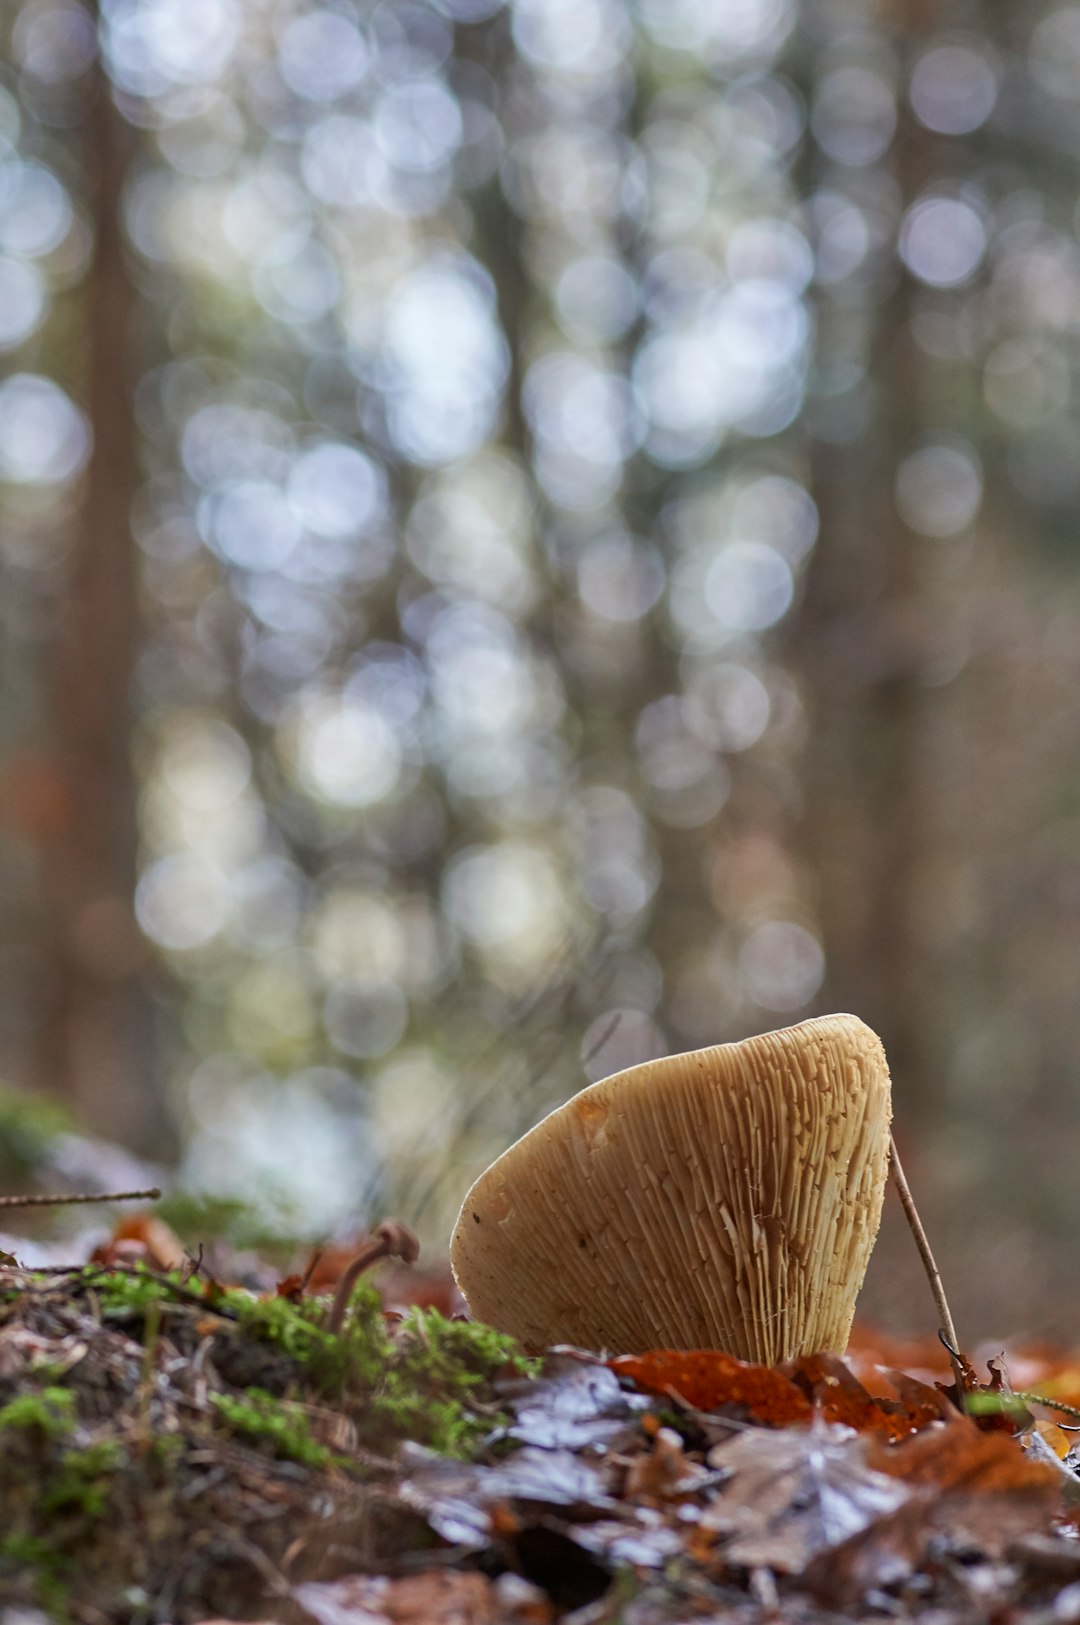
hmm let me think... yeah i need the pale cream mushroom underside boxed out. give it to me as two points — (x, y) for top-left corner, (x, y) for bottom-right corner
(450, 1013), (892, 1365)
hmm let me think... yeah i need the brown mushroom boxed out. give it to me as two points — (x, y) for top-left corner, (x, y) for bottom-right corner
(450, 1013), (891, 1364)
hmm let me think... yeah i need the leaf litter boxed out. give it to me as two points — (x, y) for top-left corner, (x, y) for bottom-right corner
(3, 1214), (1080, 1623)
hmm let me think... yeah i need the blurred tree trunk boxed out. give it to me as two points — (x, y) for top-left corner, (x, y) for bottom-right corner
(797, 16), (937, 1106)
(37, 36), (165, 1154)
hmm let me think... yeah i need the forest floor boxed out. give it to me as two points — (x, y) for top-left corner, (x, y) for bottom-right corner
(3, 1090), (1080, 1625)
(4, 1204), (1080, 1625)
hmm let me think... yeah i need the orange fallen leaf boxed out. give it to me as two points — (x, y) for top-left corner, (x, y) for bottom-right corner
(610, 1348), (947, 1439)
(91, 1213), (186, 1272)
(785, 1352), (946, 1439)
(609, 1348), (813, 1425)
(870, 1414), (1060, 1496)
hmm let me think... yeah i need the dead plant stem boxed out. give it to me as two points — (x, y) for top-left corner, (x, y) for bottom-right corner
(0, 1187), (161, 1208)
(888, 1132), (966, 1392)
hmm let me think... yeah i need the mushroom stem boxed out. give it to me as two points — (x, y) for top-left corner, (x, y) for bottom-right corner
(888, 1133), (965, 1392)
(325, 1220), (420, 1337)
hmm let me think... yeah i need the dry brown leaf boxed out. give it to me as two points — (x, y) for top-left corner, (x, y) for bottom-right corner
(294, 1570), (552, 1625)
(624, 1425), (708, 1504)
(91, 1212), (186, 1271)
(701, 1418), (910, 1572)
(609, 1348), (813, 1425)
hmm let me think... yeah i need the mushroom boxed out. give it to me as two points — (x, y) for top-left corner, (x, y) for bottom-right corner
(450, 1013), (891, 1365)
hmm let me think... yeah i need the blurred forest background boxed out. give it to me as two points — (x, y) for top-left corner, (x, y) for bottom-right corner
(0, 0), (1075, 1339)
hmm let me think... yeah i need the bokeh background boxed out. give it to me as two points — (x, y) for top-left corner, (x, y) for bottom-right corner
(0, 0), (1076, 1339)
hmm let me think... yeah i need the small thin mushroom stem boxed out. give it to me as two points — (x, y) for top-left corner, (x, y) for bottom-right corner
(325, 1220), (420, 1337)
(888, 1132), (966, 1394)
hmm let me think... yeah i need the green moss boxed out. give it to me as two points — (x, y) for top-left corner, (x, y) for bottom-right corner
(88, 1266), (199, 1319)
(0, 1534), (56, 1566)
(0, 1385), (76, 1438)
(225, 1286), (535, 1455)
(0, 1382), (121, 1523)
(43, 1440), (122, 1517)
(82, 1265), (535, 1459)
(0, 1533), (71, 1620)
(377, 1309), (536, 1456)
(211, 1388), (334, 1468)
(234, 1278), (392, 1390)
(146, 1432), (186, 1469)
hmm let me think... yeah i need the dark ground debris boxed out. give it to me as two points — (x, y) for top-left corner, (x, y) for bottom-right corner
(3, 1256), (1080, 1625)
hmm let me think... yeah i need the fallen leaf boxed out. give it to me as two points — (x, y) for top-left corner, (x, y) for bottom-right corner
(958, 1354), (1035, 1434)
(701, 1417), (910, 1572)
(844, 1323), (952, 1391)
(870, 1415), (1060, 1498)
(784, 1352), (945, 1439)
(503, 1352), (648, 1450)
(399, 1444), (615, 1548)
(609, 1349), (813, 1425)
(1033, 1418), (1073, 1459)
(624, 1425), (708, 1503)
(91, 1212), (186, 1272)
(569, 1514), (685, 1570)
(807, 1419), (1063, 1606)
(294, 1570), (552, 1625)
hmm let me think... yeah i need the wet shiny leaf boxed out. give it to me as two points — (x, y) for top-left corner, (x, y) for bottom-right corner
(702, 1419), (911, 1572)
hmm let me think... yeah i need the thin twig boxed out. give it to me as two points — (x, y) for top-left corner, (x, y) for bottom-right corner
(888, 1132), (966, 1395)
(0, 1187), (161, 1209)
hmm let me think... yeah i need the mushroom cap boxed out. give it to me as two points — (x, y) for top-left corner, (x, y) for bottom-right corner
(450, 1014), (891, 1364)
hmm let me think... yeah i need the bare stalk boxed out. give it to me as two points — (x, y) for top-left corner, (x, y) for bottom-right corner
(0, 1187), (161, 1209)
(325, 1220), (420, 1336)
(888, 1133), (966, 1393)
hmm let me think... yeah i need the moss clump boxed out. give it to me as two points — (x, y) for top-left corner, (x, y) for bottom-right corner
(230, 1279), (534, 1454)
(0, 1390), (121, 1621)
(380, 1309), (534, 1456)
(0, 1533), (70, 1620)
(231, 1281), (376, 1388)
(0, 1384), (76, 1438)
(211, 1388), (335, 1468)
(0, 1384), (122, 1516)
(42, 1440), (123, 1518)
(90, 1267), (216, 1318)
(80, 1265), (534, 1459)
